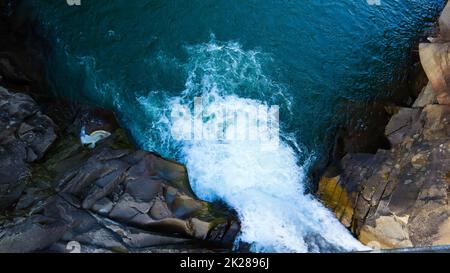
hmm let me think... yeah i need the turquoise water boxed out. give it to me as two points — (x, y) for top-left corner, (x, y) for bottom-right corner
(19, 0), (443, 252)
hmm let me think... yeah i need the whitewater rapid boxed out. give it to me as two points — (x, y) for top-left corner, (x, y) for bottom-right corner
(134, 38), (368, 253)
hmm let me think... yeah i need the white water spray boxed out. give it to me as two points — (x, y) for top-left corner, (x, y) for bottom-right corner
(137, 39), (369, 252)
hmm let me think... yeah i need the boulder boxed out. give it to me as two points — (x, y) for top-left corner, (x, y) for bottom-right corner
(439, 2), (450, 42)
(53, 144), (231, 241)
(419, 43), (450, 105)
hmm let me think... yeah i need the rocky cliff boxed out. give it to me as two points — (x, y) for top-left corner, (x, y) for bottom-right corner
(318, 3), (450, 250)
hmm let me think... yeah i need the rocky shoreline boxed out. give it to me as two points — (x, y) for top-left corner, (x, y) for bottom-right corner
(317, 3), (450, 250)
(0, 3), (239, 253)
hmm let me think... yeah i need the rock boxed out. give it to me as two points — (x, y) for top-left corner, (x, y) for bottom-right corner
(189, 218), (211, 240)
(123, 228), (191, 249)
(385, 108), (422, 146)
(317, 174), (354, 228)
(70, 227), (128, 253)
(421, 104), (450, 141)
(125, 177), (162, 202)
(412, 82), (437, 108)
(435, 218), (450, 245)
(171, 194), (204, 219)
(91, 197), (114, 216)
(439, 2), (450, 42)
(108, 193), (145, 222)
(0, 215), (70, 253)
(0, 87), (56, 211)
(0, 87), (239, 252)
(149, 197), (173, 220)
(318, 101), (450, 249)
(419, 43), (450, 105)
(0, 197), (74, 253)
(359, 215), (413, 249)
(1, 102), (238, 252)
(410, 153), (429, 169)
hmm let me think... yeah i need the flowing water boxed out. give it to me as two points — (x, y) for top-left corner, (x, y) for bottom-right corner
(17, 0), (444, 252)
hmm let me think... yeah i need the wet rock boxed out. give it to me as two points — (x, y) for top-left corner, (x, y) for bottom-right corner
(171, 194), (204, 219)
(317, 174), (354, 228)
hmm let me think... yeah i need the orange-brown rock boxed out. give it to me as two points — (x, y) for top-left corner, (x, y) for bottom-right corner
(318, 86), (450, 250)
(419, 43), (450, 105)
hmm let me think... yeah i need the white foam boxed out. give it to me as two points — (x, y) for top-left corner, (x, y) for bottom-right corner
(179, 95), (367, 252)
(137, 38), (369, 252)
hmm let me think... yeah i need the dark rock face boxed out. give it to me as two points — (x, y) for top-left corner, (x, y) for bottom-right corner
(317, 5), (450, 249)
(0, 4), (238, 253)
(0, 87), (56, 210)
(0, 86), (239, 253)
(318, 90), (450, 249)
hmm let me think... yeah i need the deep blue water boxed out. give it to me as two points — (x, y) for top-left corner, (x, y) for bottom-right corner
(18, 0), (444, 252)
